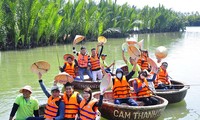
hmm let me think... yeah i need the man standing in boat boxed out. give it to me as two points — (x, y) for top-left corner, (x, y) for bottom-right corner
(112, 58), (138, 106)
(62, 82), (83, 120)
(9, 85), (39, 120)
(90, 42), (104, 82)
(73, 45), (93, 81)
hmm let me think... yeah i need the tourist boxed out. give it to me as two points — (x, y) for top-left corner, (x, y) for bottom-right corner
(100, 54), (115, 75)
(122, 49), (141, 78)
(137, 50), (151, 71)
(154, 62), (171, 89)
(112, 59), (138, 106)
(9, 85), (39, 120)
(73, 46), (93, 81)
(26, 72), (64, 120)
(77, 86), (105, 120)
(132, 70), (158, 106)
(59, 54), (81, 81)
(62, 82), (82, 120)
(90, 43), (104, 81)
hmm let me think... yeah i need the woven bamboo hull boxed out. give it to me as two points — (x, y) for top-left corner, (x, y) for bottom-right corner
(155, 80), (189, 104)
(71, 80), (100, 89)
(93, 91), (168, 120)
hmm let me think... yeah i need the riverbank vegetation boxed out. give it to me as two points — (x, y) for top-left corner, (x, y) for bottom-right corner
(0, 0), (199, 50)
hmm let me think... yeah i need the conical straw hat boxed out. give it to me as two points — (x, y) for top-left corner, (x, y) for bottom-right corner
(100, 73), (112, 91)
(63, 54), (74, 61)
(73, 35), (85, 44)
(98, 36), (107, 43)
(127, 45), (141, 59)
(137, 39), (144, 49)
(54, 72), (74, 84)
(155, 46), (168, 59)
(121, 42), (128, 52)
(147, 57), (158, 73)
(31, 61), (50, 74)
(126, 38), (137, 45)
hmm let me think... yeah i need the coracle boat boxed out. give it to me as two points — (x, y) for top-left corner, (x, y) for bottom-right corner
(155, 80), (189, 104)
(120, 65), (189, 104)
(72, 79), (101, 89)
(71, 67), (101, 89)
(93, 91), (168, 120)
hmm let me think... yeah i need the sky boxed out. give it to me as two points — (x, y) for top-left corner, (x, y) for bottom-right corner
(95, 0), (200, 13)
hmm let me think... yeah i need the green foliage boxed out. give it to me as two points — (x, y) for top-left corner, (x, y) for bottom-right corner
(0, 0), (198, 50)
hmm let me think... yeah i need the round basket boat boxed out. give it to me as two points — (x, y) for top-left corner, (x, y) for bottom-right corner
(93, 91), (168, 120)
(120, 65), (189, 104)
(72, 80), (101, 89)
(155, 80), (189, 104)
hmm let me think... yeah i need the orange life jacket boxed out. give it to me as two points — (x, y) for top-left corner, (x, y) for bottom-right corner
(62, 91), (79, 118)
(78, 53), (88, 68)
(44, 96), (61, 118)
(79, 99), (98, 120)
(154, 67), (169, 88)
(137, 57), (149, 70)
(134, 78), (152, 97)
(90, 54), (101, 70)
(112, 76), (131, 99)
(64, 62), (75, 78)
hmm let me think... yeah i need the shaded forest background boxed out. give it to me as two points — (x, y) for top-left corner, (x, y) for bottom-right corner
(0, 0), (200, 50)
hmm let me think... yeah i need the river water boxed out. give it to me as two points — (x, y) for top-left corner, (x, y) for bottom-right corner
(0, 27), (200, 120)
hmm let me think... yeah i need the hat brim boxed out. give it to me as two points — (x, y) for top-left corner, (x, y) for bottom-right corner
(31, 61), (50, 74)
(19, 88), (32, 93)
(63, 54), (74, 61)
(73, 35), (85, 44)
(54, 72), (74, 84)
(100, 73), (112, 91)
(98, 36), (107, 43)
(126, 38), (138, 45)
(127, 45), (141, 59)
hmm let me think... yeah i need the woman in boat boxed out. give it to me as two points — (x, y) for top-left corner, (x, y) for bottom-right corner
(90, 42), (104, 82)
(77, 86), (105, 120)
(112, 59), (138, 106)
(59, 54), (81, 81)
(154, 62), (172, 89)
(62, 82), (83, 120)
(122, 49), (141, 78)
(26, 72), (65, 120)
(132, 70), (159, 106)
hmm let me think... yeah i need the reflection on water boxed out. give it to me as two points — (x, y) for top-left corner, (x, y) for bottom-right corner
(1, 27), (200, 119)
(158, 100), (189, 120)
